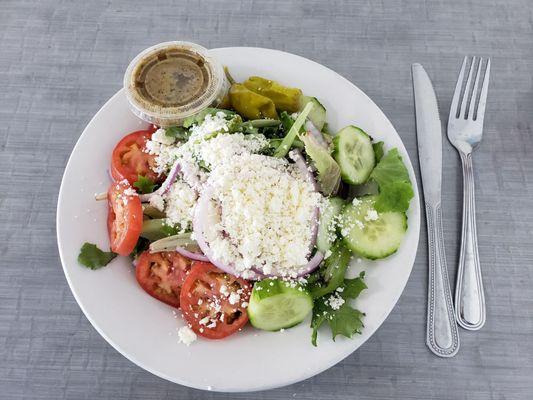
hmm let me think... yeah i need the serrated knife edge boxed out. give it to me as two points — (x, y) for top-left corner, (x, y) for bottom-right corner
(412, 63), (443, 205)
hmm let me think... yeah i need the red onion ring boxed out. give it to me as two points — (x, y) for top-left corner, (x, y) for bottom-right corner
(193, 171), (322, 280)
(176, 246), (210, 262)
(295, 251), (324, 277)
(139, 161), (181, 202)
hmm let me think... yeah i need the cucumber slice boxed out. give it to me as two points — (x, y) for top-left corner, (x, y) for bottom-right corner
(340, 196), (407, 259)
(316, 197), (344, 253)
(299, 95), (326, 131)
(248, 279), (313, 331)
(333, 126), (375, 185)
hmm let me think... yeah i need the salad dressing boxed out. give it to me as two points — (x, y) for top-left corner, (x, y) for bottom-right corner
(124, 42), (228, 127)
(132, 48), (209, 107)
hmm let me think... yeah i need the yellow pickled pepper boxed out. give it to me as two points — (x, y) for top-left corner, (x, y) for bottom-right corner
(229, 84), (278, 120)
(243, 76), (302, 113)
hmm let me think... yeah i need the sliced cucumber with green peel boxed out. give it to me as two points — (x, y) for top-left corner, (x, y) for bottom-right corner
(248, 279), (313, 331)
(340, 196), (407, 259)
(316, 197), (344, 253)
(299, 95), (326, 131)
(333, 126), (375, 185)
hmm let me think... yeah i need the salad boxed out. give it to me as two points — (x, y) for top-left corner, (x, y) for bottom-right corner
(78, 50), (413, 347)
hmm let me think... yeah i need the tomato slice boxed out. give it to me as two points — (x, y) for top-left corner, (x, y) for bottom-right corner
(107, 181), (143, 256)
(135, 251), (193, 308)
(180, 262), (252, 339)
(110, 129), (162, 185)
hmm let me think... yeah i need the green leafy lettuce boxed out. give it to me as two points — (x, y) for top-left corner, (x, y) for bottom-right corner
(311, 272), (367, 346)
(78, 243), (117, 270)
(309, 241), (351, 299)
(182, 108), (236, 128)
(133, 175), (156, 194)
(369, 148), (413, 213)
(164, 126), (190, 141)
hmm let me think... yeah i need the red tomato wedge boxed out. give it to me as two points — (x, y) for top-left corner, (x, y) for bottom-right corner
(180, 262), (252, 339)
(110, 129), (161, 185)
(135, 251), (193, 308)
(107, 181), (143, 256)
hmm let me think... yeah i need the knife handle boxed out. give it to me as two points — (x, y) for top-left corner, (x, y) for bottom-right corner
(425, 201), (460, 357)
(455, 152), (486, 330)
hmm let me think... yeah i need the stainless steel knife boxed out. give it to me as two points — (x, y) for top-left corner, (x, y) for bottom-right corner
(412, 63), (460, 358)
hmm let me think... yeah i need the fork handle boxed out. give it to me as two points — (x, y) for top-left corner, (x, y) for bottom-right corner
(455, 152), (486, 330)
(425, 202), (460, 357)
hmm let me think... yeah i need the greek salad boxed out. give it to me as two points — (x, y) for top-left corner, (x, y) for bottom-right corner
(79, 70), (413, 346)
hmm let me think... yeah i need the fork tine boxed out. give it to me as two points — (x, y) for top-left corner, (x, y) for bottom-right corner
(451, 56), (468, 118)
(474, 58), (491, 122)
(466, 58), (483, 119)
(460, 56), (477, 119)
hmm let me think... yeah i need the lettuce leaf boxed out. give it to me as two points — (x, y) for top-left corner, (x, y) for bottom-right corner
(133, 175), (156, 194)
(182, 108), (235, 128)
(311, 272), (367, 346)
(369, 148), (413, 213)
(78, 243), (116, 270)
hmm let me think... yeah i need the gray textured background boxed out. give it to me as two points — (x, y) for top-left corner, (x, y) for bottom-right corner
(1, 0), (532, 399)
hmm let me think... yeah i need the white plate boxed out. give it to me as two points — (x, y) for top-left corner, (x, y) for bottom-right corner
(57, 47), (420, 392)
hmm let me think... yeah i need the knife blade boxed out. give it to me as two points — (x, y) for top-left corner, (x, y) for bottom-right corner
(412, 63), (442, 205)
(412, 63), (460, 358)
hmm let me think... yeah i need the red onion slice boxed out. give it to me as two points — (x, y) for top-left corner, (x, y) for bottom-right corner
(295, 251), (324, 277)
(139, 161), (181, 202)
(176, 246), (210, 262)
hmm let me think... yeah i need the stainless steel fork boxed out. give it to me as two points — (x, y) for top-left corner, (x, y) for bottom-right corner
(447, 56), (491, 330)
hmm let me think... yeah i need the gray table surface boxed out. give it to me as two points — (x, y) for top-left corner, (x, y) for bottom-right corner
(1, 0), (532, 399)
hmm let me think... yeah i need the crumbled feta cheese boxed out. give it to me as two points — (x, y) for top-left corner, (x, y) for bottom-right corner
(177, 326), (197, 346)
(198, 132), (268, 170)
(365, 209), (379, 221)
(220, 285), (229, 296)
(149, 194), (165, 211)
(199, 316), (210, 325)
(145, 113), (267, 190)
(355, 220), (365, 229)
(152, 128), (175, 145)
(228, 292), (240, 305)
(327, 293), (345, 310)
(352, 197), (361, 206)
(123, 187), (137, 197)
(163, 179), (198, 231)
(204, 154), (321, 278)
(324, 249), (332, 259)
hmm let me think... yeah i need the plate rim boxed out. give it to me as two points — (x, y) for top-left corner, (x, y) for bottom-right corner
(56, 46), (420, 392)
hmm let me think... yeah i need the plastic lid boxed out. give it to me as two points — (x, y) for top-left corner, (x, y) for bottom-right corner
(124, 41), (229, 127)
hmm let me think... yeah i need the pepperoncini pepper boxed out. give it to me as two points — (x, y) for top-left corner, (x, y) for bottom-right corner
(229, 83), (278, 120)
(243, 76), (302, 112)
